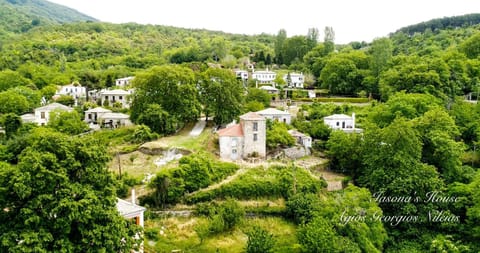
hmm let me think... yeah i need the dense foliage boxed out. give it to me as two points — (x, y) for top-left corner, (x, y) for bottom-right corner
(0, 128), (141, 252)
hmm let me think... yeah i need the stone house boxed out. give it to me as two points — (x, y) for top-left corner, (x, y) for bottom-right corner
(218, 112), (266, 160)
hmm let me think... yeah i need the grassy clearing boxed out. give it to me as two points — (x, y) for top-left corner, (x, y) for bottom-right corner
(144, 216), (299, 253)
(108, 123), (215, 180)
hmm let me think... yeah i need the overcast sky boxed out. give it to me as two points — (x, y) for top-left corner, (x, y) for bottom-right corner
(48, 0), (480, 44)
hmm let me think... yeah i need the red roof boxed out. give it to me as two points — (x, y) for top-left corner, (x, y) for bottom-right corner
(217, 124), (244, 137)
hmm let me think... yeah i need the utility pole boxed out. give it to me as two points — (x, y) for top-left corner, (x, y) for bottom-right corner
(117, 151), (122, 179)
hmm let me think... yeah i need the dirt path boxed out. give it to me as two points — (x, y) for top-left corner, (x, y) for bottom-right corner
(187, 167), (250, 196)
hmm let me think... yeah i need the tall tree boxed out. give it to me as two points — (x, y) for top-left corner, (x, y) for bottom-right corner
(0, 129), (141, 252)
(131, 65), (201, 126)
(199, 68), (244, 125)
(274, 29), (287, 64)
(324, 26), (335, 54)
(369, 38), (393, 78)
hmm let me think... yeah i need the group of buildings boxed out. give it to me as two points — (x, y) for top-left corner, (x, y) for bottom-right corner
(217, 108), (361, 161)
(235, 69), (305, 89)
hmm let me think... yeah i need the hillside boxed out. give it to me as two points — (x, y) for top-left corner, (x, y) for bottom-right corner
(0, 0), (96, 33)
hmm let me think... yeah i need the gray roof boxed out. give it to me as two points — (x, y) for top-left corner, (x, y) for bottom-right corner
(257, 108), (290, 116)
(85, 107), (112, 113)
(324, 114), (352, 120)
(99, 112), (130, 120)
(100, 89), (130, 95)
(35, 103), (73, 112)
(20, 113), (35, 122)
(116, 198), (146, 218)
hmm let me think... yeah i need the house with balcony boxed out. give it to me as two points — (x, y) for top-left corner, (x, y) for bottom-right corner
(99, 89), (131, 108)
(252, 69), (276, 86)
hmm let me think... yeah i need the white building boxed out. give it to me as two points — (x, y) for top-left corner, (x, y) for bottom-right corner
(218, 112), (266, 160)
(256, 108), (291, 124)
(288, 129), (312, 149)
(99, 89), (131, 108)
(252, 69), (276, 86)
(324, 113), (362, 133)
(84, 107), (112, 125)
(234, 70), (248, 81)
(115, 76), (134, 87)
(283, 72), (305, 88)
(56, 84), (87, 98)
(99, 112), (133, 128)
(32, 102), (73, 126)
(259, 85), (279, 95)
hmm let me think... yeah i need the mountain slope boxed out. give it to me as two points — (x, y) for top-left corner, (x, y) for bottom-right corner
(0, 0), (96, 33)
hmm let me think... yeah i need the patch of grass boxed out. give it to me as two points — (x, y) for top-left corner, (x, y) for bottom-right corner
(144, 216), (299, 253)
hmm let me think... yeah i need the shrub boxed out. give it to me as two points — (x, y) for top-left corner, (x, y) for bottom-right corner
(245, 226), (276, 253)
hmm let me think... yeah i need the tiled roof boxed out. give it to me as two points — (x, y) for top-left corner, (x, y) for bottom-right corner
(35, 102), (73, 112)
(116, 198), (146, 219)
(85, 107), (112, 113)
(257, 108), (290, 116)
(218, 124), (244, 137)
(324, 114), (352, 120)
(239, 112), (264, 120)
(99, 112), (130, 120)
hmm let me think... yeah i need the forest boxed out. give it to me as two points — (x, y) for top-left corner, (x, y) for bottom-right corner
(0, 2), (480, 251)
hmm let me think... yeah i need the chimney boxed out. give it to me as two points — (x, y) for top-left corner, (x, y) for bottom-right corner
(352, 113), (356, 129)
(131, 189), (136, 205)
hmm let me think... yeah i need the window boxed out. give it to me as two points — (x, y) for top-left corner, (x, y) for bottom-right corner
(88, 114), (92, 119)
(254, 133), (258, 141)
(105, 95), (108, 100)
(253, 122), (258, 131)
(232, 149), (237, 154)
(119, 96), (123, 100)
(41, 112), (46, 119)
(336, 121), (339, 126)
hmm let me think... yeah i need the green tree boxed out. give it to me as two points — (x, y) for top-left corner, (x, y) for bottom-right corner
(274, 29), (287, 64)
(47, 109), (89, 135)
(0, 129), (141, 252)
(369, 38), (393, 78)
(266, 121), (295, 148)
(245, 226), (276, 253)
(131, 65), (201, 125)
(2, 113), (22, 138)
(246, 88), (271, 108)
(0, 69), (33, 91)
(199, 68), (244, 124)
(0, 89), (30, 114)
(136, 104), (177, 135)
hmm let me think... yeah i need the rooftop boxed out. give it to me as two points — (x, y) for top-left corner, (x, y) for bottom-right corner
(257, 108), (290, 116)
(99, 112), (130, 120)
(218, 123), (244, 137)
(100, 89), (130, 95)
(324, 114), (353, 120)
(240, 112), (265, 120)
(85, 107), (112, 113)
(35, 102), (73, 112)
(116, 198), (146, 219)
(259, 86), (278, 91)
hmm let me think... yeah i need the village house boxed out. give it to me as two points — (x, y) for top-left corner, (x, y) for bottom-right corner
(84, 107), (112, 125)
(116, 190), (146, 253)
(256, 108), (291, 124)
(259, 85), (279, 95)
(217, 112), (266, 160)
(20, 103), (73, 126)
(252, 69), (276, 86)
(56, 83), (87, 98)
(234, 70), (249, 81)
(288, 129), (312, 149)
(115, 76), (134, 87)
(99, 89), (131, 108)
(283, 72), (305, 88)
(324, 113), (363, 133)
(98, 112), (133, 128)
